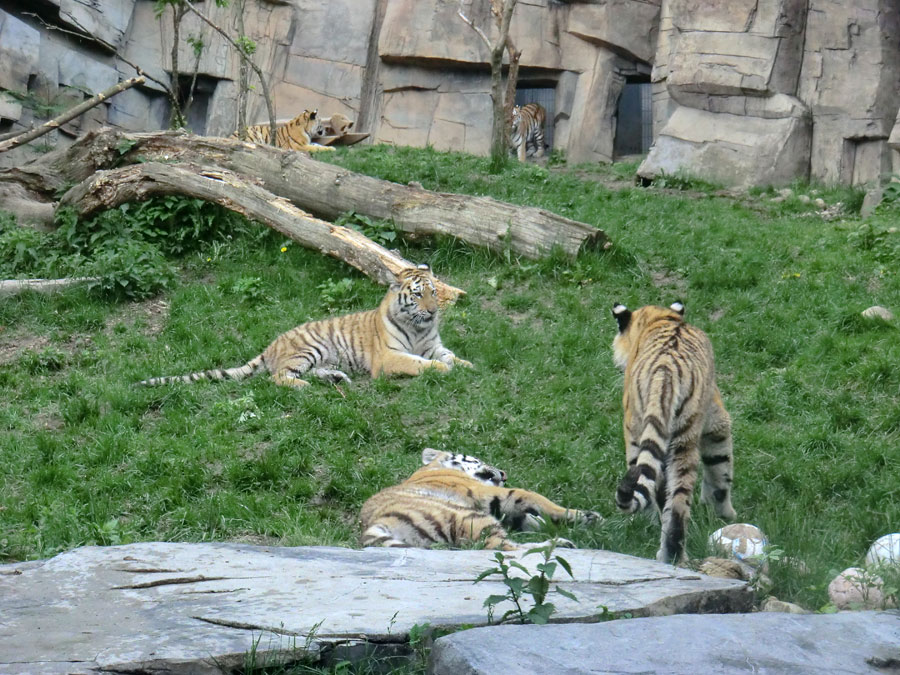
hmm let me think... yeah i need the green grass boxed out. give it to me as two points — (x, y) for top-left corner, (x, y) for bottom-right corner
(2, 145), (899, 619)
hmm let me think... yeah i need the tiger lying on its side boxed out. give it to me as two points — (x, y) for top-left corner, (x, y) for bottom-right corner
(230, 108), (335, 153)
(139, 265), (471, 389)
(611, 301), (736, 564)
(360, 448), (601, 550)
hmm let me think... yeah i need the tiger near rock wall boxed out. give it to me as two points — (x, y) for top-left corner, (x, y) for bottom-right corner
(230, 109), (335, 153)
(510, 103), (547, 162)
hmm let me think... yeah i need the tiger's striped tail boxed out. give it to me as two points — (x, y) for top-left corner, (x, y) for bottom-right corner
(616, 374), (672, 514)
(138, 355), (267, 386)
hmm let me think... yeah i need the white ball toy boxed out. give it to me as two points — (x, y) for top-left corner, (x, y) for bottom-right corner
(865, 533), (900, 567)
(709, 523), (768, 566)
(828, 567), (886, 610)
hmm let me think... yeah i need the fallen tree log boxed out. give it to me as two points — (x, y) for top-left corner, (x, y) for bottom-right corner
(0, 277), (100, 297)
(3, 128), (609, 259)
(60, 162), (465, 306)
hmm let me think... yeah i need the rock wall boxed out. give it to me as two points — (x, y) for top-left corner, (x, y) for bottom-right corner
(639, 0), (900, 187)
(0, 0), (898, 187)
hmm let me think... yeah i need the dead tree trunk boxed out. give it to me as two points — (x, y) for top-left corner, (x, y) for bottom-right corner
(20, 129), (606, 258)
(0, 128), (608, 262)
(60, 162), (465, 306)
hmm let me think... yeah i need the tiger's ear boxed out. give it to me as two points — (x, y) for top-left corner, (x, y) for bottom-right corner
(612, 303), (631, 332)
(310, 109), (318, 119)
(421, 448), (443, 464)
(670, 301), (685, 316)
(416, 263), (431, 272)
(348, 121), (354, 130)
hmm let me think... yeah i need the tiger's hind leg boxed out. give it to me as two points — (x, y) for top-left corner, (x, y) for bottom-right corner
(699, 389), (736, 520)
(658, 438), (699, 564)
(533, 128), (545, 158)
(270, 354), (315, 389)
(311, 368), (352, 384)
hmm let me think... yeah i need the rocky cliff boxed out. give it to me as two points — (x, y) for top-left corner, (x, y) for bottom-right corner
(0, 0), (898, 187)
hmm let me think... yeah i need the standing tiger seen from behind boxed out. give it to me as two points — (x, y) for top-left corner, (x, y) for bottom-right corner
(230, 108), (334, 153)
(139, 265), (471, 389)
(510, 103), (547, 162)
(611, 301), (736, 564)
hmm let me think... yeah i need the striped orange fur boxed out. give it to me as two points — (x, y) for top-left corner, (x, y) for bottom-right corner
(231, 108), (335, 153)
(139, 265), (471, 389)
(510, 103), (546, 162)
(611, 301), (736, 563)
(360, 448), (600, 550)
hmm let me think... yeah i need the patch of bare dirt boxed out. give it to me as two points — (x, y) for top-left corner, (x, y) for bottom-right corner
(650, 268), (688, 296)
(104, 298), (170, 336)
(0, 328), (50, 366)
(34, 409), (64, 431)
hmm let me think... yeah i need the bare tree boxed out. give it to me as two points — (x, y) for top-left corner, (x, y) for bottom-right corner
(458, 0), (519, 171)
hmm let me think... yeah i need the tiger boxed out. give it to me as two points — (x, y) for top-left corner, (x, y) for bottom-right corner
(510, 103), (547, 162)
(310, 113), (354, 143)
(360, 448), (601, 550)
(611, 301), (736, 564)
(322, 112), (354, 137)
(138, 264), (471, 389)
(230, 108), (335, 153)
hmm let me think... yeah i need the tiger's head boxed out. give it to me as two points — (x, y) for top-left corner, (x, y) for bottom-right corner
(420, 448), (507, 486)
(611, 301), (685, 370)
(296, 108), (320, 133)
(390, 264), (440, 328)
(511, 105), (522, 127)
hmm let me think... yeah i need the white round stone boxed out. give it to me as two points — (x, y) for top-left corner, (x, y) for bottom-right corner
(709, 523), (767, 565)
(861, 306), (894, 321)
(865, 533), (900, 567)
(828, 567), (886, 610)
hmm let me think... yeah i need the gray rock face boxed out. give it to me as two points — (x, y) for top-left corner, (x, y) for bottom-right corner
(642, 0), (900, 187)
(0, 1), (897, 184)
(0, 542), (750, 675)
(428, 610), (900, 675)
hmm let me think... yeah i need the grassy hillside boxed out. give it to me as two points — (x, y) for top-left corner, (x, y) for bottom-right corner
(2, 145), (899, 613)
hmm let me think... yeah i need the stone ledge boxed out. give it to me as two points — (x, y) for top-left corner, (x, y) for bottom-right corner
(0, 542), (750, 675)
(429, 610), (900, 675)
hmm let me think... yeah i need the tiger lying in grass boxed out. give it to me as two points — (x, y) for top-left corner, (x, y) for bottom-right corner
(139, 265), (471, 389)
(360, 448), (601, 550)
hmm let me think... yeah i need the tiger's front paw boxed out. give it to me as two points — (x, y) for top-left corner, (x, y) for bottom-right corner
(427, 360), (451, 372)
(454, 357), (474, 369)
(574, 510), (603, 525)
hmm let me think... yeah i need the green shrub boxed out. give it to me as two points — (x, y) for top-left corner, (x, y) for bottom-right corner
(86, 238), (176, 300)
(0, 227), (50, 276)
(55, 197), (253, 257)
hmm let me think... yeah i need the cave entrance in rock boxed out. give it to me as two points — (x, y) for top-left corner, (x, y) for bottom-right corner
(515, 83), (556, 154)
(614, 76), (652, 159)
(177, 75), (219, 135)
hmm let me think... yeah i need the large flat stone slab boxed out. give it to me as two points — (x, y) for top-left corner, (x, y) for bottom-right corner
(0, 543), (750, 674)
(429, 610), (900, 674)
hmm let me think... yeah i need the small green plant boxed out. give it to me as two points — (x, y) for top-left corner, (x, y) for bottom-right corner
(546, 149), (567, 167)
(229, 276), (266, 302)
(652, 170), (723, 192)
(20, 347), (67, 374)
(335, 211), (398, 247)
(0, 227), (51, 276)
(86, 239), (177, 300)
(474, 539), (577, 625)
(847, 223), (900, 263)
(317, 277), (358, 312)
(879, 175), (900, 208)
